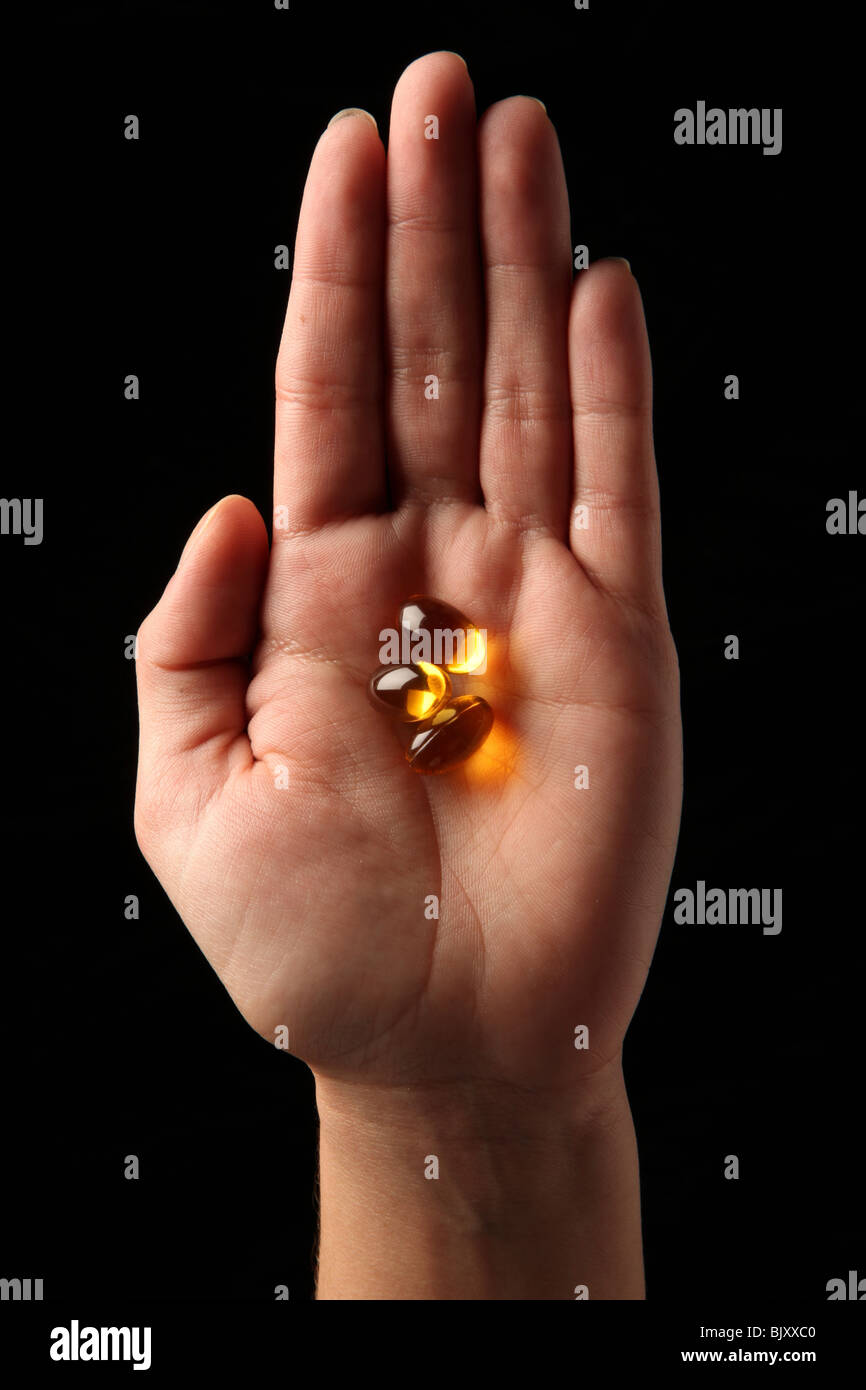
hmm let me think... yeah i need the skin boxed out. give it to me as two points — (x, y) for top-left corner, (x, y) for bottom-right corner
(134, 51), (682, 1299)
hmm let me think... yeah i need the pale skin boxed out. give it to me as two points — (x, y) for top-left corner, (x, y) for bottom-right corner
(134, 52), (682, 1299)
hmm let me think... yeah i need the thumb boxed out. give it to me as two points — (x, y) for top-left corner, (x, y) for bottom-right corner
(135, 494), (269, 838)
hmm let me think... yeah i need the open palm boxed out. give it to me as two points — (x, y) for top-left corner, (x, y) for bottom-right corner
(134, 52), (681, 1101)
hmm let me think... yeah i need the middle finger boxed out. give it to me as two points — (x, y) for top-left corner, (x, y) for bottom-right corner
(385, 51), (483, 508)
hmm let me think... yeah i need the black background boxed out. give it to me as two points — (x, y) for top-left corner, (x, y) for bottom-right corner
(1, 0), (862, 1327)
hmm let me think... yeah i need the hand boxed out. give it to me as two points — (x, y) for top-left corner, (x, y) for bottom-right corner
(134, 52), (682, 1298)
(135, 49), (680, 1094)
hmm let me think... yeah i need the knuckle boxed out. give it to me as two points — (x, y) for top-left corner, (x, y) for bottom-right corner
(274, 374), (369, 415)
(485, 381), (571, 426)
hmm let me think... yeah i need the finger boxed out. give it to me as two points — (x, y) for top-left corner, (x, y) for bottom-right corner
(385, 51), (483, 506)
(477, 96), (573, 537)
(274, 110), (386, 531)
(135, 496), (269, 802)
(568, 259), (663, 610)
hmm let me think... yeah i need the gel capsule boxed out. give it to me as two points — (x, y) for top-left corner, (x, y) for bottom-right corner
(399, 595), (485, 674)
(406, 695), (494, 774)
(368, 662), (451, 722)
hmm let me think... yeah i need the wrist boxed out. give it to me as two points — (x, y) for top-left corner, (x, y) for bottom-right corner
(314, 1059), (629, 1149)
(313, 1061), (644, 1300)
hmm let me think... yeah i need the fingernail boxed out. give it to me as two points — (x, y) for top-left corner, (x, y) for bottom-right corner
(606, 257), (632, 273)
(327, 107), (378, 131)
(518, 95), (547, 114)
(180, 500), (221, 563)
(193, 500), (222, 536)
(441, 51), (468, 68)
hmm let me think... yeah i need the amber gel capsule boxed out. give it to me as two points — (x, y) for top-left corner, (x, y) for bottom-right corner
(399, 595), (485, 674)
(406, 695), (494, 774)
(368, 662), (451, 722)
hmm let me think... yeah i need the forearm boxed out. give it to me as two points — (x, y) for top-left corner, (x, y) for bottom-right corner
(313, 1064), (645, 1300)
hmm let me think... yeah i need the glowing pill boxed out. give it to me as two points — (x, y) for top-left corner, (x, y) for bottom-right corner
(405, 695), (494, 774)
(399, 595), (486, 674)
(368, 661), (451, 722)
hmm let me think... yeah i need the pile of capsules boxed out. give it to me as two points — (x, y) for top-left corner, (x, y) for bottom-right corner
(367, 596), (493, 774)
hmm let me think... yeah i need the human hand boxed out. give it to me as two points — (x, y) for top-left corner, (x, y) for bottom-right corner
(135, 52), (680, 1112)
